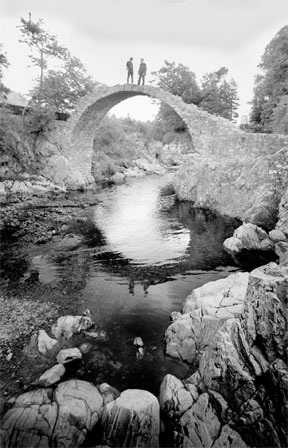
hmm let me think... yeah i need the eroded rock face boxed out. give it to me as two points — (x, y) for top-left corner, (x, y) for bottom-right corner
(161, 263), (288, 448)
(173, 144), (288, 228)
(276, 187), (288, 237)
(0, 380), (103, 448)
(101, 389), (160, 447)
(164, 272), (248, 365)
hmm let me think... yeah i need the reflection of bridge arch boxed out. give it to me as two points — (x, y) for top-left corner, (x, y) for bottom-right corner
(60, 84), (242, 185)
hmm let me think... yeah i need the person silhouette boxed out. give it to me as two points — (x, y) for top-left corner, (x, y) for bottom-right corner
(126, 57), (134, 84)
(137, 58), (147, 85)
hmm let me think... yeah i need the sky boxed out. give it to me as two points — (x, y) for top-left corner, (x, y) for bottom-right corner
(0, 0), (287, 122)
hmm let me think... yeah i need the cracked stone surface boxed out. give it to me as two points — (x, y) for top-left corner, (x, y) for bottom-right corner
(161, 262), (288, 448)
(164, 272), (248, 365)
(101, 389), (160, 447)
(0, 380), (103, 448)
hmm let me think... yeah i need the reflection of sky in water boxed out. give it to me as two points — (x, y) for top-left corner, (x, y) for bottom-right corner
(93, 176), (190, 264)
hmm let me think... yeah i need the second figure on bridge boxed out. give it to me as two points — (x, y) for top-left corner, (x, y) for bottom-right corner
(137, 58), (147, 85)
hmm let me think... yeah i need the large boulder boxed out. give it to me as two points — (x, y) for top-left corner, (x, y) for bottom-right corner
(224, 222), (274, 256)
(183, 272), (249, 318)
(0, 380), (103, 448)
(51, 313), (94, 340)
(101, 389), (160, 447)
(38, 364), (66, 387)
(165, 272), (248, 365)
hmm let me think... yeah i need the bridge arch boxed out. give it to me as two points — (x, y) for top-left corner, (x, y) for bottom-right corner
(60, 84), (242, 186)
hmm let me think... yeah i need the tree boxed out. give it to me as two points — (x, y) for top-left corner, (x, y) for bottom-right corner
(18, 13), (67, 94)
(250, 25), (288, 133)
(200, 67), (239, 121)
(29, 54), (98, 112)
(151, 60), (201, 132)
(271, 95), (288, 134)
(0, 44), (9, 101)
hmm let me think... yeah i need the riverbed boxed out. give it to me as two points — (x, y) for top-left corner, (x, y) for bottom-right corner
(1, 174), (245, 395)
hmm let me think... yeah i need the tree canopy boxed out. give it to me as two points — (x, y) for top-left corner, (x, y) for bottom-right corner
(151, 61), (239, 132)
(249, 25), (288, 133)
(0, 45), (9, 101)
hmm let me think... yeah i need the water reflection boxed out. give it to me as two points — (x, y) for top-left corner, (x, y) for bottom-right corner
(93, 175), (190, 264)
(1, 174), (244, 394)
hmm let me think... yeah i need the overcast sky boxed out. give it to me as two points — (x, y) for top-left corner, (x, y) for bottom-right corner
(0, 0), (287, 121)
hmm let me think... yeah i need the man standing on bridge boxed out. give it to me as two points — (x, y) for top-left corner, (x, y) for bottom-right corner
(137, 58), (147, 85)
(126, 57), (134, 84)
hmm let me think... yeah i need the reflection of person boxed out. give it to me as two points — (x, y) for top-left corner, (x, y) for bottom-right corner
(126, 57), (134, 84)
(137, 58), (147, 85)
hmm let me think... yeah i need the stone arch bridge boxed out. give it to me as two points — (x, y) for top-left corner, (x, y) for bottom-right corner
(55, 83), (288, 187)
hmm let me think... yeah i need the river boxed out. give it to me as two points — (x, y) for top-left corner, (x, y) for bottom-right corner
(2, 174), (244, 395)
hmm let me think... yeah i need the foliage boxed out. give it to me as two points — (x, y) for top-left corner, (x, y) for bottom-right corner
(18, 13), (67, 91)
(200, 67), (239, 122)
(23, 105), (57, 137)
(0, 44), (9, 101)
(152, 61), (239, 131)
(19, 15), (97, 113)
(29, 54), (98, 112)
(250, 25), (288, 133)
(271, 95), (288, 134)
(151, 61), (201, 132)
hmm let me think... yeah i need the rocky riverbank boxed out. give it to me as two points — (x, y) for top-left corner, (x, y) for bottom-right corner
(0, 173), (287, 447)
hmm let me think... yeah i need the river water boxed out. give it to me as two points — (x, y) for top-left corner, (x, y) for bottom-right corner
(3, 174), (244, 395)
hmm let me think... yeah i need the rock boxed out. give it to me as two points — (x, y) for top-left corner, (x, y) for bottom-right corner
(177, 393), (221, 448)
(165, 272), (248, 365)
(241, 262), (288, 363)
(223, 236), (243, 255)
(275, 241), (288, 265)
(84, 330), (106, 339)
(56, 347), (82, 364)
(38, 364), (65, 387)
(79, 342), (93, 354)
(165, 313), (228, 364)
(159, 374), (198, 417)
(101, 389), (160, 447)
(233, 223), (274, 251)
(212, 424), (248, 448)
(183, 272), (249, 318)
(10, 181), (31, 194)
(53, 380), (103, 445)
(133, 336), (144, 347)
(37, 329), (58, 354)
(0, 182), (7, 202)
(170, 311), (182, 321)
(124, 167), (144, 178)
(276, 187), (288, 236)
(269, 229), (286, 243)
(51, 313), (94, 339)
(98, 383), (120, 405)
(110, 172), (125, 183)
(1, 380), (104, 448)
(0, 388), (57, 448)
(6, 352), (12, 361)
(161, 262), (288, 447)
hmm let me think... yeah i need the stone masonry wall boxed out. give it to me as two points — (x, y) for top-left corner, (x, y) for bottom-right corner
(48, 83), (288, 227)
